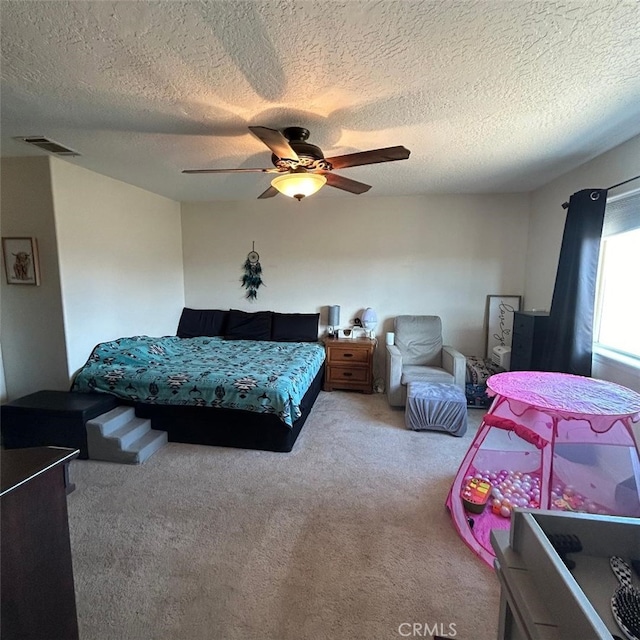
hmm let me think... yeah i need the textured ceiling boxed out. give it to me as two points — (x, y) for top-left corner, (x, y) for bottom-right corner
(2, 0), (640, 202)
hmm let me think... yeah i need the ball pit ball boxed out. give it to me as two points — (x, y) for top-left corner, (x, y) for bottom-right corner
(463, 471), (613, 519)
(550, 480), (610, 515)
(466, 469), (542, 518)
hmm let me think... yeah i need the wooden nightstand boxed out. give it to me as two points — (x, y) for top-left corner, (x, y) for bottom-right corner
(323, 337), (375, 393)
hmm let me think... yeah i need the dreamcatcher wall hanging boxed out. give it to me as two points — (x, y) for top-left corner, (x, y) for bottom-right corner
(241, 242), (264, 300)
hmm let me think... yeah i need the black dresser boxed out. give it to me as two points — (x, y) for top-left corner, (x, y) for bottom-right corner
(510, 311), (550, 371)
(1, 447), (80, 640)
(1, 390), (118, 458)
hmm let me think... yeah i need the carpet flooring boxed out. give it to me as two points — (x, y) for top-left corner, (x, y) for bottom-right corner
(67, 391), (500, 640)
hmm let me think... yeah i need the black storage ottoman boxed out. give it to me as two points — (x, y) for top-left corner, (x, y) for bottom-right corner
(1, 391), (119, 459)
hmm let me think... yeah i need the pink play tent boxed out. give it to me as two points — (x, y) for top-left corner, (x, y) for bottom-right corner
(446, 371), (640, 566)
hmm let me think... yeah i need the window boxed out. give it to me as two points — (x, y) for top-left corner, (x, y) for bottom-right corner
(594, 189), (640, 359)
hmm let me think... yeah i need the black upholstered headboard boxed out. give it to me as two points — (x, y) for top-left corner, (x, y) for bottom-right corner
(176, 308), (320, 342)
(176, 308), (228, 338)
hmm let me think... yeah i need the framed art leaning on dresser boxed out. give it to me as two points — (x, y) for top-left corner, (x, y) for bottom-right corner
(485, 294), (521, 359)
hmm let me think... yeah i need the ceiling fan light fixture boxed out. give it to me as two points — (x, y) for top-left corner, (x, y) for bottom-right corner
(271, 170), (326, 201)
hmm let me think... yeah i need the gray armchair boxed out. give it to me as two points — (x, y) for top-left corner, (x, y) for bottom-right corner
(386, 315), (466, 407)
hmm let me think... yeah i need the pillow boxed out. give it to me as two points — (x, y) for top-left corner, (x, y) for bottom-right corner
(271, 312), (320, 342)
(224, 310), (273, 341)
(177, 308), (228, 338)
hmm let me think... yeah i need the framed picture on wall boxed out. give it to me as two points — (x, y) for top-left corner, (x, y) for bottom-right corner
(485, 294), (521, 358)
(2, 237), (40, 286)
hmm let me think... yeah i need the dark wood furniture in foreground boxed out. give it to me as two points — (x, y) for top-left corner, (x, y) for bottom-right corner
(1, 390), (118, 459)
(323, 337), (375, 393)
(510, 311), (550, 371)
(1, 446), (80, 640)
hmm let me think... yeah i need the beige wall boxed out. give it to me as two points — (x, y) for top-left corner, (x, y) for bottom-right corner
(0, 157), (70, 399)
(525, 134), (640, 391)
(49, 158), (185, 377)
(3, 136), (635, 399)
(525, 134), (640, 310)
(181, 193), (531, 380)
(0, 157), (185, 401)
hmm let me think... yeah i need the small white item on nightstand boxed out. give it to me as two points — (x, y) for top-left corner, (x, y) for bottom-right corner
(362, 308), (378, 338)
(492, 345), (511, 370)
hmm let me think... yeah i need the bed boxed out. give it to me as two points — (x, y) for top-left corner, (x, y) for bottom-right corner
(71, 308), (325, 452)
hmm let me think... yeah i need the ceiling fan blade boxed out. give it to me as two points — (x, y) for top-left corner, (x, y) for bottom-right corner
(324, 172), (372, 194)
(248, 126), (299, 161)
(182, 168), (277, 174)
(325, 145), (410, 170)
(257, 185), (279, 199)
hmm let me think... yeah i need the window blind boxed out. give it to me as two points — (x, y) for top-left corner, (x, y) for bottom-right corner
(603, 189), (640, 237)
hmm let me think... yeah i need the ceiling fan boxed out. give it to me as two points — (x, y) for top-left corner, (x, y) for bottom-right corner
(182, 126), (411, 201)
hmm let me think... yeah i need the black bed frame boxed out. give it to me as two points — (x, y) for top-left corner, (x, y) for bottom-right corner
(133, 365), (324, 453)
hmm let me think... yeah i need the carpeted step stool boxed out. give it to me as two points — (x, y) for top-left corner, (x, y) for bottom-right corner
(86, 406), (167, 464)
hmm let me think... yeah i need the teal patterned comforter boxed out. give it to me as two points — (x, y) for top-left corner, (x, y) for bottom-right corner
(72, 336), (326, 427)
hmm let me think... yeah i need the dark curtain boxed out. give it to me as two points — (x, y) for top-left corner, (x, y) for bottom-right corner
(541, 188), (608, 376)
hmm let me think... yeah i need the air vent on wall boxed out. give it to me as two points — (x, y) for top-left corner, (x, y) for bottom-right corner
(17, 136), (80, 156)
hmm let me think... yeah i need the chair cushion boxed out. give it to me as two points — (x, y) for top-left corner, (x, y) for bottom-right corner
(401, 365), (454, 386)
(394, 315), (443, 366)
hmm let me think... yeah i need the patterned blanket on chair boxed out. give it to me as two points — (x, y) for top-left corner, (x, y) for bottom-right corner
(465, 356), (505, 408)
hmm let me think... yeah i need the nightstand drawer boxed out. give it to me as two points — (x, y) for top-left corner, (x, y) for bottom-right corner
(326, 347), (370, 364)
(327, 366), (370, 384)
